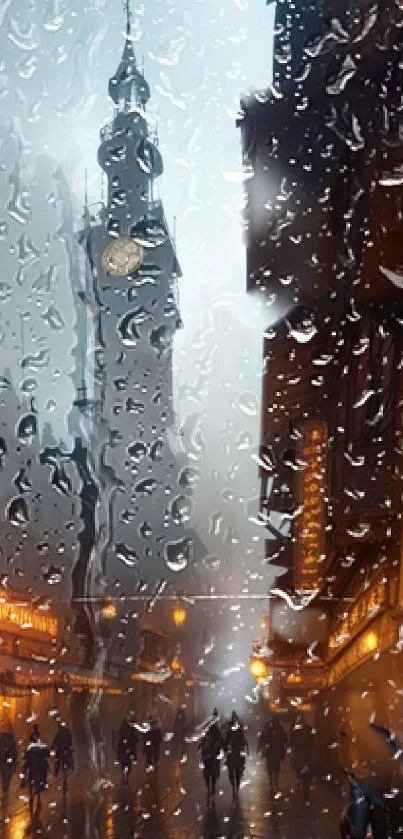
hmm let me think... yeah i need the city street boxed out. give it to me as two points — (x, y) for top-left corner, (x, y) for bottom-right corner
(0, 740), (343, 838)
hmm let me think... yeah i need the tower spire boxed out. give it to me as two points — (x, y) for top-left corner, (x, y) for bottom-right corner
(124, 0), (131, 36)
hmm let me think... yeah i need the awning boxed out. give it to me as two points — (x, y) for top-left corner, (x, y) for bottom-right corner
(0, 654), (61, 686)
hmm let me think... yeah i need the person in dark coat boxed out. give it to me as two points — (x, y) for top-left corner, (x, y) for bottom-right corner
(51, 721), (74, 777)
(224, 711), (249, 799)
(173, 708), (188, 759)
(198, 709), (224, 802)
(0, 726), (17, 795)
(289, 715), (314, 801)
(117, 715), (140, 782)
(143, 716), (162, 770)
(22, 733), (50, 809)
(257, 716), (287, 798)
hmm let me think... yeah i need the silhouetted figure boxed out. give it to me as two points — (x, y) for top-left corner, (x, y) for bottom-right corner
(143, 717), (162, 770)
(224, 711), (249, 799)
(289, 715), (314, 801)
(0, 727), (17, 795)
(173, 708), (188, 759)
(117, 715), (140, 783)
(22, 733), (50, 809)
(51, 721), (74, 778)
(258, 717), (287, 798)
(198, 709), (224, 802)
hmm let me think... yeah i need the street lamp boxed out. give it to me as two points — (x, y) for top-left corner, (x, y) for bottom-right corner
(249, 655), (269, 682)
(101, 601), (117, 620)
(172, 603), (186, 628)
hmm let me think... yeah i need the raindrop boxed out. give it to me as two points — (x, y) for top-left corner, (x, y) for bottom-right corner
(209, 512), (223, 536)
(21, 350), (50, 371)
(117, 312), (140, 346)
(178, 466), (200, 490)
(164, 537), (193, 572)
(171, 495), (192, 524)
(20, 377), (38, 393)
(140, 521), (152, 538)
(17, 405), (37, 445)
(7, 497), (29, 527)
(135, 478), (157, 496)
(286, 320), (317, 343)
(127, 441), (147, 462)
(238, 393), (257, 417)
(42, 566), (63, 585)
(147, 439), (163, 462)
(126, 399), (145, 415)
(41, 305), (65, 330)
(14, 468), (31, 493)
(236, 431), (252, 450)
(115, 543), (138, 567)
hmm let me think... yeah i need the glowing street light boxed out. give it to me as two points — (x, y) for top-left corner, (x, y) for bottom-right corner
(172, 603), (186, 628)
(249, 656), (269, 682)
(101, 601), (117, 620)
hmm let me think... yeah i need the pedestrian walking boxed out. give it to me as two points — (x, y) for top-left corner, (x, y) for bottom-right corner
(143, 716), (162, 771)
(0, 725), (17, 796)
(289, 714), (314, 802)
(116, 714), (140, 783)
(22, 732), (50, 810)
(224, 711), (249, 799)
(198, 709), (224, 803)
(51, 721), (74, 779)
(173, 707), (188, 759)
(257, 716), (287, 798)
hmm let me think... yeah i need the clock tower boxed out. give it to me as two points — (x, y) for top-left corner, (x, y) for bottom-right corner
(76, 4), (195, 598)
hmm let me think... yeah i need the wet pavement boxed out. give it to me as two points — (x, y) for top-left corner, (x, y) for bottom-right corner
(0, 746), (344, 838)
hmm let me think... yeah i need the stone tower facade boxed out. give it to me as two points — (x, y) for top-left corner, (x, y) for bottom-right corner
(76, 8), (198, 601)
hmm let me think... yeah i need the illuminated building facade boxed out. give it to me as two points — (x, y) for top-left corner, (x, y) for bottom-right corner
(239, 0), (403, 751)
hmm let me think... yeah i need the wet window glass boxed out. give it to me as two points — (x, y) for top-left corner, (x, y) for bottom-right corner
(0, 0), (401, 836)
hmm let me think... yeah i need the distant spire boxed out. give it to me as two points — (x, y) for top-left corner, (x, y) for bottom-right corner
(124, 0), (131, 35)
(84, 168), (88, 210)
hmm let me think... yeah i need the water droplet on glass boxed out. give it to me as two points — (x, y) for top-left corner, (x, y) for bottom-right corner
(117, 312), (140, 347)
(42, 566), (63, 585)
(128, 441), (147, 462)
(21, 350), (50, 371)
(209, 512), (223, 536)
(238, 392), (257, 417)
(7, 496), (29, 527)
(41, 305), (65, 330)
(178, 466), (200, 490)
(135, 478), (157, 496)
(17, 411), (37, 445)
(164, 537), (193, 572)
(115, 543), (138, 567)
(20, 377), (38, 393)
(171, 495), (192, 524)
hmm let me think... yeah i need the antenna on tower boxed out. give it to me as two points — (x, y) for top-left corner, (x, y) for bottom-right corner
(173, 216), (177, 247)
(141, 54), (145, 75)
(84, 168), (88, 211)
(124, 0), (132, 35)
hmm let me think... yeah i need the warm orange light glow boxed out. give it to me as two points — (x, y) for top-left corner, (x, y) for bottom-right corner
(249, 657), (269, 681)
(364, 631), (378, 653)
(170, 658), (183, 673)
(0, 593), (57, 636)
(286, 673), (302, 684)
(173, 604), (186, 628)
(101, 602), (117, 620)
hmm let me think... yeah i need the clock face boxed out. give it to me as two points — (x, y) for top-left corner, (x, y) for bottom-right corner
(101, 237), (144, 276)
